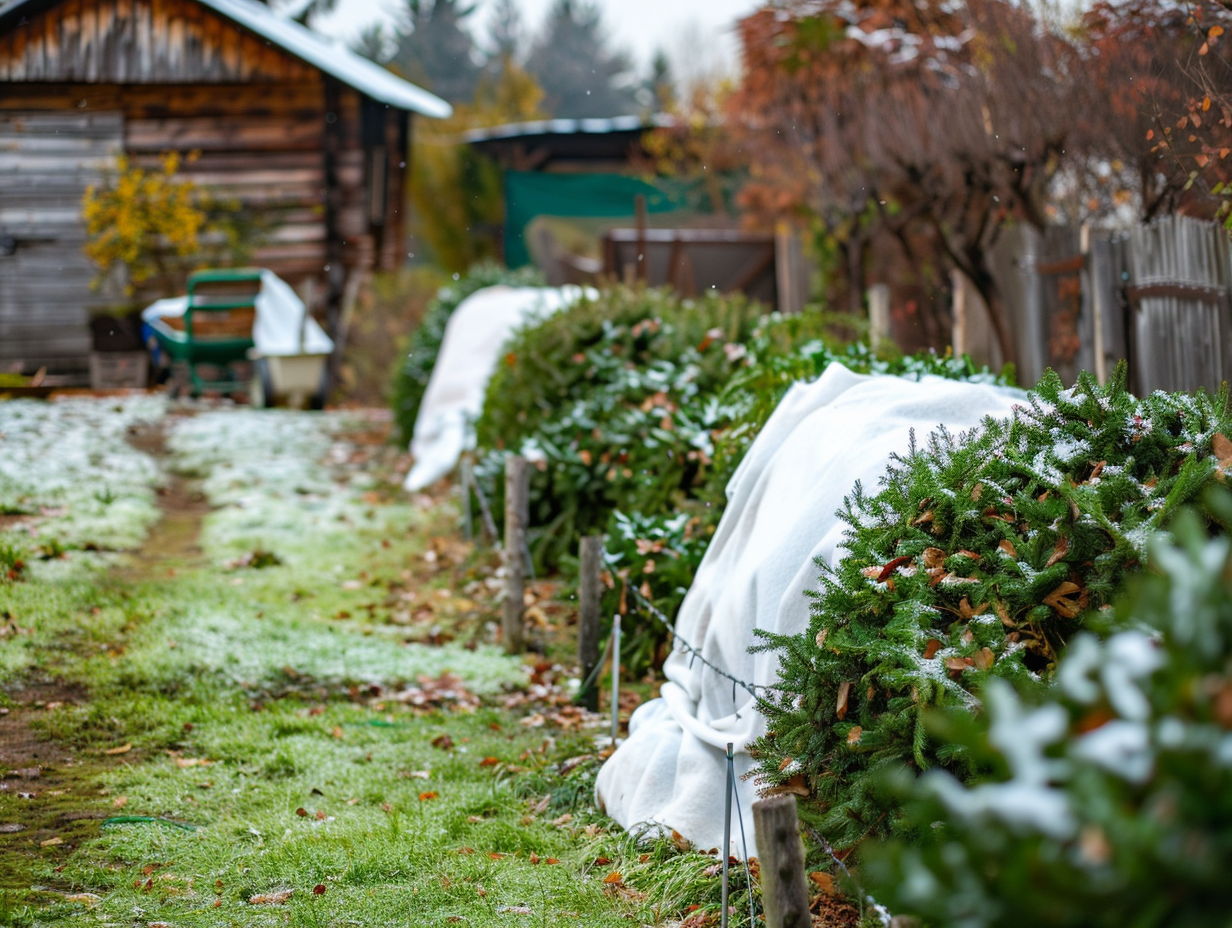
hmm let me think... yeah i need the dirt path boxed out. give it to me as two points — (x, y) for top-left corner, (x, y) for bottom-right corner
(0, 414), (208, 889)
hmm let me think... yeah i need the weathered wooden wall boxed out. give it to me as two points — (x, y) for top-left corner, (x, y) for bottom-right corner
(0, 0), (410, 378)
(0, 0), (319, 83)
(0, 110), (121, 377)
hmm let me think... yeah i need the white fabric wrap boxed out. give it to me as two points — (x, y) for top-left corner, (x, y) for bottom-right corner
(594, 363), (1025, 857)
(404, 285), (590, 491)
(141, 269), (333, 356)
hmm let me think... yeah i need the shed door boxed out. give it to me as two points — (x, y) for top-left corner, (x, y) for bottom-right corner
(0, 112), (123, 379)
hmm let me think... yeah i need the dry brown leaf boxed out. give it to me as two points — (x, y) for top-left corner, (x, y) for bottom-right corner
(103, 743), (133, 756)
(1045, 536), (1070, 568)
(249, 889), (293, 905)
(971, 648), (996, 671)
(996, 601), (1014, 627)
(923, 639), (943, 660)
(1044, 581), (1088, 619)
(944, 657), (971, 673)
(921, 547), (946, 568)
(998, 539), (1018, 559)
(809, 871), (836, 894)
(835, 681), (852, 720)
(846, 726), (863, 745)
(815, 628), (828, 649)
(1214, 432), (1232, 469)
(112, 796), (128, 809)
(764, 774), (810, 797)
(602, 872), (623, 885)
(40, 836), (63, 847)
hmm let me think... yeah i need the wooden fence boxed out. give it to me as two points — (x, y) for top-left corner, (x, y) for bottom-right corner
(982, 214), (1232, 394)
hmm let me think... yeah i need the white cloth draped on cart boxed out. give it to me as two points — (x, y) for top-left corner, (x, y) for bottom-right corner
(594, 363), (1025, 857)
(404, 285), (590, 491)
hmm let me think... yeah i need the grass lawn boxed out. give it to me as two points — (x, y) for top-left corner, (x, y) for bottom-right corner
(0, 397), (743, 928)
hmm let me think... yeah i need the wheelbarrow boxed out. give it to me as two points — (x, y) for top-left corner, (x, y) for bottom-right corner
(143, 269), (333, 405)
(144, 268), (260, 397)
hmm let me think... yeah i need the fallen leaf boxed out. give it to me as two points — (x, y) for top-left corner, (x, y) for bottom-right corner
(103, 743), (133, 756)
(175, 757), (212, 769)
(971, 647), (996, 671)
(112, 796), (129, 809)
(249, 889), (294, 905)
(313, 884), (327, 895)
(846, 726), (863, 745)
(593, 856), (612, 866)
(1045, 536), (1069, 568)
(497, 905), (531, 914)
(998, 539), (1018, 559)
(875, 556), (912, 581)
(431, 734), (454, 751)
(809, 872), (835, 894)
(814, 628), (828, 648)
(1044, 581), (1088, 619)
(418, 791), (439, 802)
(65, 893), (101, 906)
(0, 824), (25, 833)
(602, 872), (623, 885)
(923, 639), (944, 660)
(478, 757), (501, 768)
(835, 681), (852, 720)
(40, 836), (63, 847)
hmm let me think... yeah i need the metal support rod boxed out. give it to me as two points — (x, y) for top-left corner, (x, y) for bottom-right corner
(610, 614), (622, 742)
(721, 741), (733, 928)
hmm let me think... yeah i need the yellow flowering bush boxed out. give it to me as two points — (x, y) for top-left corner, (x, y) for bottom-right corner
(82, 152), (214, 296)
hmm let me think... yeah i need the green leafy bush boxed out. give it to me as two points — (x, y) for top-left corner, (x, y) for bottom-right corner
(752, 369), (1232, 851)
(390, 262), (544, 445)
(864, 496), (1232, 928)
(474, 286), (772, 571)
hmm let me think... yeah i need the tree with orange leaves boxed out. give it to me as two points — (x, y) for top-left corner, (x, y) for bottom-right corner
(727, 0), (1080, 366)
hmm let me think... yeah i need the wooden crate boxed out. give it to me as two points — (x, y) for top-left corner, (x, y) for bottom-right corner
(89, 351), (149, 389)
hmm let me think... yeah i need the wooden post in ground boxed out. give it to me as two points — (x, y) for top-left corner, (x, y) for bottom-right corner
(577, 535), (603, 712)
(502, 456), (529, 654)
(752, 794), (811, 928)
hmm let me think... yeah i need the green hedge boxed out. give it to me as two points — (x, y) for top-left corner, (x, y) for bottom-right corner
(472, 285), (1008, 672)
(752, 369), (1232, 851)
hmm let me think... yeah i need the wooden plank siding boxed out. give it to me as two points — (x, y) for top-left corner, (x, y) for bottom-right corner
(0, 0), (317, 83)
(0, 111), (121, 376)
(0, 0), (412, 377)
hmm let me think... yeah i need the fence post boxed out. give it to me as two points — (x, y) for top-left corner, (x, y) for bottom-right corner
(867, 284), (891, 352)
(502, 456), (529, 654)
(752, 794), (811, 928)
(577, 536), (603, 712)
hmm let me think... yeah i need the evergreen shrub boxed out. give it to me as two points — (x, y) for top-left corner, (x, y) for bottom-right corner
(390, 262), (544, 446)
(752, 369), (1232, 851)
(473, 284), (1007, 672)
(864, 495), (1232, 928)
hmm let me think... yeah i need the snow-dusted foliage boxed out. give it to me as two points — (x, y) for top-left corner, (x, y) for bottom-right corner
(866, 504), (1232, 927)
(754, 367), (1232, 851)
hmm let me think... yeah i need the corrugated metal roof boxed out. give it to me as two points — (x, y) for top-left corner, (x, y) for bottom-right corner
(0, 0), (452, 119)
(462, 114), (673, 144)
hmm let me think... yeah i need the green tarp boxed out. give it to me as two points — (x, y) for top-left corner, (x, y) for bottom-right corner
(503, 171), (688, 268)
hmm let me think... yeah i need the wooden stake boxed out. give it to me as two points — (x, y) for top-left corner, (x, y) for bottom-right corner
(752, 795), (811, 928)
(577, 536), (603, 712)
(502, 456), (529, 654)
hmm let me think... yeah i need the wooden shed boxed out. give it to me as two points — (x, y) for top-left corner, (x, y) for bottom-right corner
(0, 0), (450, 381)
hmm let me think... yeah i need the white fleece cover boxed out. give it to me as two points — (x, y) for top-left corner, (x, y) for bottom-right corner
(404, 285), (590, 491)
(142, 269), (333, 356)
(595, 363), (1025, 857)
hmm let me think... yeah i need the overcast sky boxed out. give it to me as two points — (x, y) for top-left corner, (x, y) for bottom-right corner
(312, 0), (763, 79)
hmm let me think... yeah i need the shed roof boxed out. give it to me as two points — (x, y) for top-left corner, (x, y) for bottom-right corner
(0, 0), (452, 118)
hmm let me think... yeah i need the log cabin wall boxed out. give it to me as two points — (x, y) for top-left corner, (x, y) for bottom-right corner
(0, 0), (409, 379)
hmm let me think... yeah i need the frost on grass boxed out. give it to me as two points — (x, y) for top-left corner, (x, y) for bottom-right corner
(0, 396), (165, 553)
(164, 606), (523, 694)
(168, 409), (367, 561)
